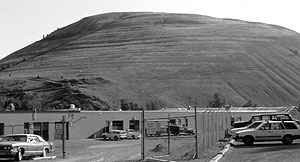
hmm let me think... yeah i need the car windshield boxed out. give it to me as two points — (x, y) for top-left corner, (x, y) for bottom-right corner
(0, 135), (27, 142)
(248, 122), (262, 128)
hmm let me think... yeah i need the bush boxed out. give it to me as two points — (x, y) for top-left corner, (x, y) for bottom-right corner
(207, 93), (226, 108)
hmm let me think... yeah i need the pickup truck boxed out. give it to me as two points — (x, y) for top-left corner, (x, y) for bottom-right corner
(233, 120), (300, 145)
(232, 113), (300, 128)
(126, 129), (140, 139)
(102, 130), (127, 140)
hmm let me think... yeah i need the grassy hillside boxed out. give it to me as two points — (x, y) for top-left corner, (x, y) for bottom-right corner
(0, 12), (300, 110)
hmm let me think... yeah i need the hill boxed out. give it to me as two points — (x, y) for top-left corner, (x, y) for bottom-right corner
(0, 12), (300, 110)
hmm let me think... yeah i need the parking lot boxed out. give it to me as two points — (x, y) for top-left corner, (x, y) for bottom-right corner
(220, 140), (300, 162)
(3, 137), (300, 162)
(0, 139), (141, 162)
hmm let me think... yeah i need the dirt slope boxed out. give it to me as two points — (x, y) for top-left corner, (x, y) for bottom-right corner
(0, 12), (300, 110)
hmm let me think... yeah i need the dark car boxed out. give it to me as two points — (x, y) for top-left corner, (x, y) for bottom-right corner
(166, 125), (180, 136)
(0, 134), (55, 161)
(233, 113), (300, 128)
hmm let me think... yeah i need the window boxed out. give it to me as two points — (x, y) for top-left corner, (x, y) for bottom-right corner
(251, 116), (262, 122)
(177, 119), (182, 126)
(275, 115), (291, 120)
(28, 136), (40, 143)
(112, 121), (123, 130)
(262, 123), (271, 130)
(261, 116), (271, 120)
(1, 135), (27, 142)
(272, 123), (284, 130)
(185, 118), (188, 127)
(283, 123), (298, 129)
(170, 119), (176, 125)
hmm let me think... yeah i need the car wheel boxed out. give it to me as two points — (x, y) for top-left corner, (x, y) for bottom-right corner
(132, 135), (136, 139)
(114, 136), (118, 140)
(14, 150), (22, 161)
(103, 135), (106, 140)
(282, 135), (293, 144)
(40, 148), (48, 157)
(243, 136), (254, 145)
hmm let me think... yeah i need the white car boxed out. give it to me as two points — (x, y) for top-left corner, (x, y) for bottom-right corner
(233, 120), (300, 145)
(102, 130), (127, 140)
(125, 129), (140, 139)
(0, 134), (55, 161)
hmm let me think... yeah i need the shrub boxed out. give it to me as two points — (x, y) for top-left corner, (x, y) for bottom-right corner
(207, 93), (226, 108)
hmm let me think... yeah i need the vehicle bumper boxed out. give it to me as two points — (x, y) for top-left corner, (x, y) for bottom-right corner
(294, 135), (300, 139)
(0, 150), (18, 158)
(234, 136), (244, 142)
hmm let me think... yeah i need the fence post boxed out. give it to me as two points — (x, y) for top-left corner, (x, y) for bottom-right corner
(202, 110), (205, 151)
(212, 110), (215, 146)
(194, 106), (198, 158)
(141, 110), (145, 160)
(62, 115), (66, 157)
(168, 113), (171, 155)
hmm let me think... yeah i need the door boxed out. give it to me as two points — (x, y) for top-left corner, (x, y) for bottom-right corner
(0, 123), (4, 135)
(269, 123), (285, 140)
(255, 123), (271, 141)
(21, 135), (37, 156)
(129, 120), (139, 131)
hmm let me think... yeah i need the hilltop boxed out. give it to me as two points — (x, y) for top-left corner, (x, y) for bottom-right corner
(0, 12), (300, 110)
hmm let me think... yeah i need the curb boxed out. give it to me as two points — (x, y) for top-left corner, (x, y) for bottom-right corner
(32, 156), (57, 160)
(209, 140), (232, 162)
(146, 157), (176, 162)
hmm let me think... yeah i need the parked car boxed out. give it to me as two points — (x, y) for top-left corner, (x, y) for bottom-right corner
(233, 120), (300, 145)
(167, 125), (180, 136)
(179, 127), (195, 136)
(125, 129), (140, 139)
(0, 134), (55, 161)
(102, 130), (127, 140)
(232, 113), (300, 128)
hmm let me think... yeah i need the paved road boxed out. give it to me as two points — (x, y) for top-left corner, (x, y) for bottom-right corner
(220, 140), (300, 162)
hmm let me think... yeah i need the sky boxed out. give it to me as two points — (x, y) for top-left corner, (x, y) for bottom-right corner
(1, 0), (300, 60)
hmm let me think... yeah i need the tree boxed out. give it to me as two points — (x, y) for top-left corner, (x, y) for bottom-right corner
(120, 99), (141, 111)
(243, 100), (257, 107)
(120, 99), (130, 110)
(207, 93), (226, 108)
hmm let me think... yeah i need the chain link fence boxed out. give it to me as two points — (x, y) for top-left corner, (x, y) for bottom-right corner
(141, 108), (231, 161)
